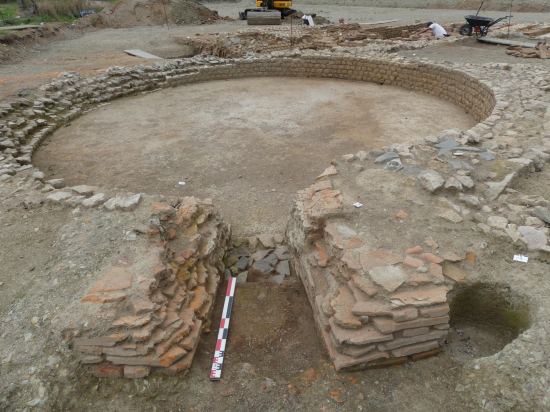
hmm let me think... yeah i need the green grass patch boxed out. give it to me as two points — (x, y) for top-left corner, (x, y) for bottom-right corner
(0, 0), (88, 26)
(0, 2), (19, 24)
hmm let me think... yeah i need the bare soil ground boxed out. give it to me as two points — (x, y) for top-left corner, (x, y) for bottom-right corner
(1, 4), (549, 99)
(0, 23), (240, 99)
(1, 5), (549, 412)
(32, 77), (474, 236)
(399, 36), (550, 66)
(0, 175), (516, 411)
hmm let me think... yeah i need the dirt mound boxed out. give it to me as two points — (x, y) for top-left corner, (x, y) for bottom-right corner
(81, 0), (222, 28)
(0, 24), (61, 64)
(173, 23), (432, 59)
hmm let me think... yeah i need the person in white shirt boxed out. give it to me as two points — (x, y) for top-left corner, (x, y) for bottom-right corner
(423, 21), (449, 39)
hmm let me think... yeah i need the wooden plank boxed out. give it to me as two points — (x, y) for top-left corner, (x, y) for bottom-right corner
(358, 19), (400, 26)
(0, 24), (41, 31)
(123, 49), (163, 59)
(478, 37), (536, 48)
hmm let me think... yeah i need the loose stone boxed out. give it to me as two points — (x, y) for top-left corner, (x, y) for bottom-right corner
(417, 170), (445, 193)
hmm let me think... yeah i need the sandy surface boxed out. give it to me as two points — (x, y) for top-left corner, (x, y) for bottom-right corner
(33, 77), (474, 236)
(0, 23), (241, 99)
(399, 36), (550, 66)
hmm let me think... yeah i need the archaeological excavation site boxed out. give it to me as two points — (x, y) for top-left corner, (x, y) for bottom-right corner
(0, 0), (549, 410)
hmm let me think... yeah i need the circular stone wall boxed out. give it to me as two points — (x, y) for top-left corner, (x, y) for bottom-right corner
(1, 55), (496, 235)
(34, 76), (475, 235)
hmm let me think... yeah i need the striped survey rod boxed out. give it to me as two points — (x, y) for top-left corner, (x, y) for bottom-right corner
(210, 275), (237, 381)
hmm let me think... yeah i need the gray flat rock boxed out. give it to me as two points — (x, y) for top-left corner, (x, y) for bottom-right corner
(104, 193), (141, 211)
(70, 185), (97, 196)
(82, 193), (106, 208)
(46, 178), (65, 189)
(418, 170), (445, 193)
(237, 271), (248, 284)
(374, 151), (399, 164)
(274, 246), (290, 260)
(46, 191), (72, 204)
(368, 265), (407, 292)
(262, 252), (278, 267)
(250, 260), (273, 277)
(533, 206), (550, 224)
(275, 260), (290, 277)
(236, 256), (250, 271)
(485, 173), (516, 201)
(518, 226), (549, 251)
(435, 138), (459, 150)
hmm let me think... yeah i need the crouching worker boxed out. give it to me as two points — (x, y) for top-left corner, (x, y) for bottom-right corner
(423, 21), (450, 39)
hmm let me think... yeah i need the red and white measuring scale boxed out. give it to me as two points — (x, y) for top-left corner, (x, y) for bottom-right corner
(209, 276), (237, 381)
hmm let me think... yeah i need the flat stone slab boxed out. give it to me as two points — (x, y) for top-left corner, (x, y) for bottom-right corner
(368, 265), (408, 292)
(104, 193), (141, 211)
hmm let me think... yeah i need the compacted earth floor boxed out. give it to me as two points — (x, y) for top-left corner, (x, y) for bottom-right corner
(33, 76), (474, 236)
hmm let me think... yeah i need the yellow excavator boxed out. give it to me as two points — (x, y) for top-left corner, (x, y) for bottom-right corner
(239, 0), (296, 25)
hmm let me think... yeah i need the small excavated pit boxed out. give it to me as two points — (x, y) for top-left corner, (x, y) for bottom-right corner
(445, 283), (531, 361)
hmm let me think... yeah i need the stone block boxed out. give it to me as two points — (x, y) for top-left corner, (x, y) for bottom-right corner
(403, 256), (424, 268)
(275, 260), (290, 277)
(390, 340), (440, 357)
(351, 300), (392, 317)
(417, 170), (445, 193)
(329, 318), (393, 346)
(90, 363), (124, 378)
(402, 327), (430, 337)
(360, 248), (401, 271)
(46, 191), (72, 204)
(159, 345), (188, 367)
(368, 265), (408, 292)
(378, 330), (446, 351)
(372, 315), (449, 334)
(82, 193), (106, 208)
(419, 304), (449, 318)
(392, 306), (418, 322)
(70, 185), (97, 196)
(390, 286), (448, 307)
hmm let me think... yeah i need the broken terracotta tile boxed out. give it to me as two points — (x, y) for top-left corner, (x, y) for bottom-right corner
(89, 266), (133, 293)
(360, 249), (402, 271)
(403, 256), (424, 268)
(405, 245), (423, 255)
(421, 253), (444, 264)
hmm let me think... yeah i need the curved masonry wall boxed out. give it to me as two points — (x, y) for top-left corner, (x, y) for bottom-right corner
(0, 55), (498, 376)
(0, 55), (496, 171)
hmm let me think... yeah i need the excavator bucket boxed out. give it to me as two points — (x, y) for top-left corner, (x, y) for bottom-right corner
(247, 10), (282, 25)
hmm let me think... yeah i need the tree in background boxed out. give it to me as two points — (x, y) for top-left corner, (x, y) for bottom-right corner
(17, 0), (38, 16)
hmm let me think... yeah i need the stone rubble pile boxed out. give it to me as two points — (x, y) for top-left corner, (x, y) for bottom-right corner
(175, 22), (435, 59)
(66, 197), (230, 378)
(43, 181), (141, 210)
(224, 234), (291, 285)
